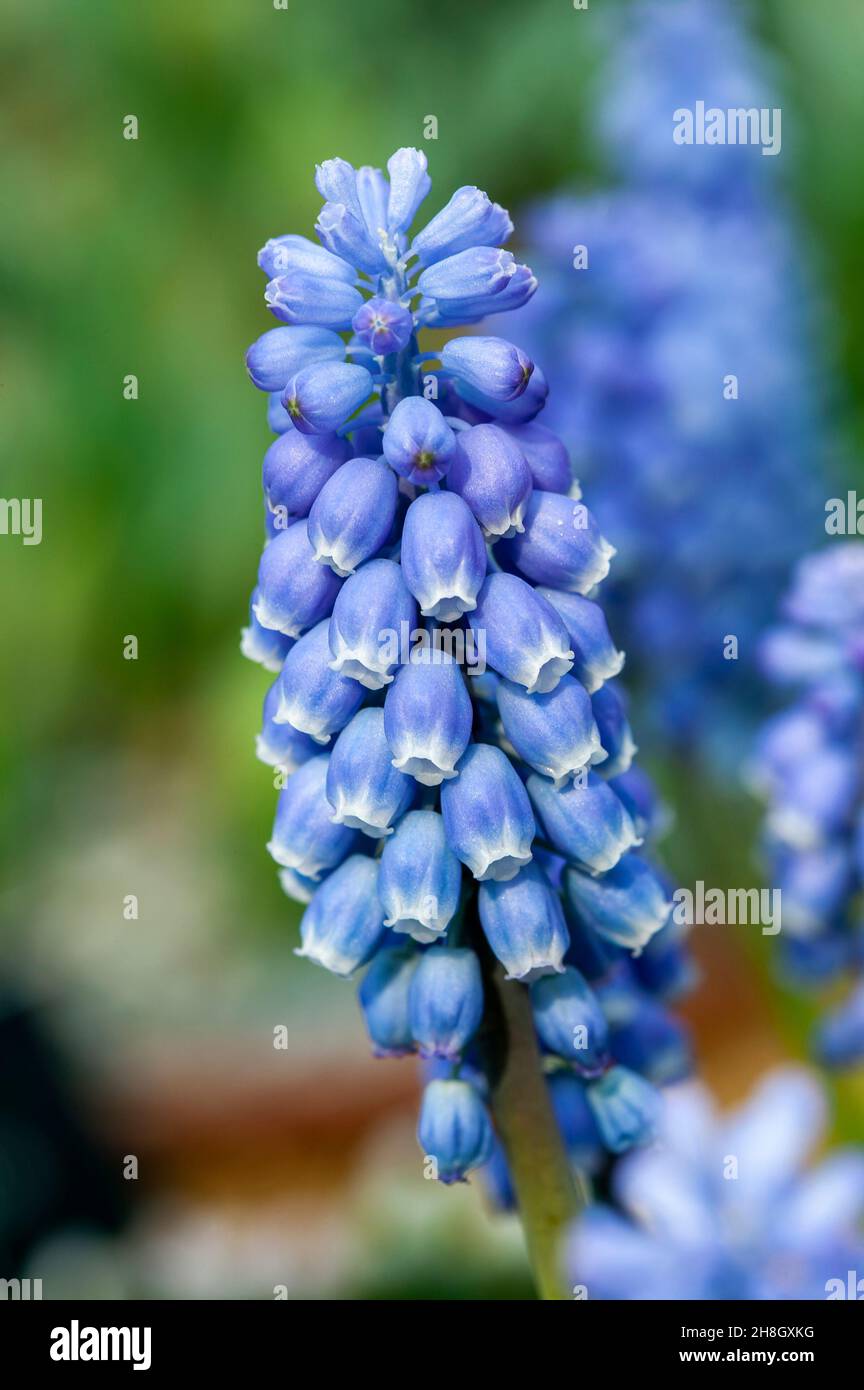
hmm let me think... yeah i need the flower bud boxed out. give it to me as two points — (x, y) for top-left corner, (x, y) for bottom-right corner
(418, 246), (517, 308)
(548, 1070), (604, 1172)
(262, 428), (350, 520)
(315, 200), (389, 274)
(409, 947), (484, 1059)
(528, 771), (641, 874)
(383, 648), (473, 787)
(455, 364), (548, 425)
(267, 755), (358, 880)
(378, 809), (462, 943)
(246, 325), (345, 391)
(352, 296), (415, 356)
(441, 336), (533, 402)
(586, 1065), (660, 1153)
(446, 423), (533, 539)
(411, 185), (513, 265)
(275, 619), (365, 743)
(326, 708), (416, 838)
(257, 234), (357, 283)
(328, 557), (418, 689)
(501, 422), (573, 493)
(357, 943), (419, 1057)
(565, 853), (673, 951)
(267, 391), (293, 434)
(282, 361), (373, 435)
(497, 491), (615, 593)
(417, 1079), (494, 1183)
(442, 743), (535, 882)
(478, 862), (569, 980)
(468, 572), (574, 694)
(497, 675), (605, 785)
(386, 147), (432, 232)
(241, 587), (294, 672)
(536, 588), (625, 693)
(265, 272), (364, 329)
(400, 491), (486, 620)
(591, 683), (638, 777)
(255, 522), (343, 638)
(297, 854), (385, 976)
(307, 456), (398, 576)
(382, 398), (456, 486)
(278, 866), (321, 906)
(530, 967), (609, 1075)
(257, 675), (318, 771)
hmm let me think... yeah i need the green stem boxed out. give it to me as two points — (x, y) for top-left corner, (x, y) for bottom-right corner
(490, 967), (585, 1300)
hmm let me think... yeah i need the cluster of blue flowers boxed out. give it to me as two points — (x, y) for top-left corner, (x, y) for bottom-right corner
(518, 0), (827, 757)
(242, 149), (693, 1186)
(750, 544), (864, 1068)
(570, 1067), (864, 1300)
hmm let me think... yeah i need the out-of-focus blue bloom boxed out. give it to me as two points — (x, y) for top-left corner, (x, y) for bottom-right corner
(752, 544), (864, 1067)
(418, 1078), (494, 1184)
(297, 853), (385, 976)
(497, 676), (604, 786)
(267, 755), (358, 880)
(307, 455), (398, 576)
(328, 557), (417, 690)
(528, 771), (641, 874)
(530, 967), (609, 1076)
(469, 572), (574, 695)
(400, 490), (486, 619)
(570, 1068), (864, 1300)
(565, 853), (673, 952)
(478, 862), (569, 980)
(586, 1065), (660, 1155)
(409, 947), (484, 1060)
(378, 809), (462, 943)
(442, 743), (535, 883)
(326, 707), (416, 838)
(382, 397), (456, 486)
(446, 423), (532, 539)
(384, 648), (473, 787)
(254, 522), (343, 638)
(244, 147), (690, 1191)
(358, 942), (419, 1058)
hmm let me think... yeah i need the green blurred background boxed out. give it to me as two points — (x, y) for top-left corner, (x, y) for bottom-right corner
(2, 0), (864, 1298)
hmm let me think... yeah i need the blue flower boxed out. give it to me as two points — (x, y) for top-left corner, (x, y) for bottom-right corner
(440, 336), (533, 403)
(383, 647), (473, 787)
(241, 588), (294, 673)
(326, 707), (416, 838)
(441, 743), (535, 883)
(478, 862), (569, 981)
(265, 272), (364, 329)
(417, 1079), (494, 1184)
(267, 755), (358, 881)
(528, 771), (641, 874)
(496, 491), (615, 595)
(377, 809), (462, 945)
(255, 523), (343, 638)
(275, 619), (365, 744)
(282, 360), (373, 435)
(469, 572), (574, 694)
(497, 675), (604, 786)
(246, 325), (345, 391)
(297, 853), (385, 976)
(352, 296), (415, 356)
(565, 853), (673, 951)
(382, 397), (456, 486)
(358, 942), (419, 1058)
(256, 675), (318, 772)
(327, 557), (418, 690)
(446, 423), (533, 539)
(586, 1065), (660, 1154)
(399, 490), (486, 619)
(262, 427), (350, 521)
(409, 947), (484, 1060)
(530, 968), (609, 1076)
(307, 455), (398, 577)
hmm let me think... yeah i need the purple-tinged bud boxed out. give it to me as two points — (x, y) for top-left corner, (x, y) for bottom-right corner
(297, 854), (386, 976)
(328, 558), (418, 690)
(441, 336), (534, 402)
(254, 523), (343, 638)
(446, 423), (532, 539)
(257, 675), (318, 771)
(478, 862), (569, 980)
(565, 853), (673, 952)
(411, 185), (513, 266)
(497, 675), (605, 786)
(497, 491), (615, 593)
(274, 619), (365, 743)
(530, 967), (610, 1075)
(399, 491), (486, 620)
(468, 572), (574, 694)
(441, 743), (535, 882)
(528, 772), (642, 874)
(267, 755), (358, 880)
(417, 1079), (494, 1183)
(315, 200), (390, 275)
(282, 361), (373, 436)
(586, 1066), (660, 1153)
(384, 648), (473, 788)
(352, 296), (415, 356)
(265, 272), (364, 329)
(257, 234), (356, 283)
(591, 683), (638, 778)
(455, 364), (548, 425)
(241, 587), (294, 672)
(418, 246), (517, 307)
(262, 428), (350, 520)
(358, 942), (420, 1058)
(378, 809), (462, 943)
(386, 147), (431, 232)
(382, 398), (456, 487)
(326, 708), (416, 838)
(307, 456), (398, 577)
(501, 423), (573, 493)
(536, 588), (625, 694)
(409, 948), (484, 1059)
(246, 326), (346, 391)
(431, 263), (538, 325)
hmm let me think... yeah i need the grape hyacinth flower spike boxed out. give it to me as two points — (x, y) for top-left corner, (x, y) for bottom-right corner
(242, 149), (691, 1298)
